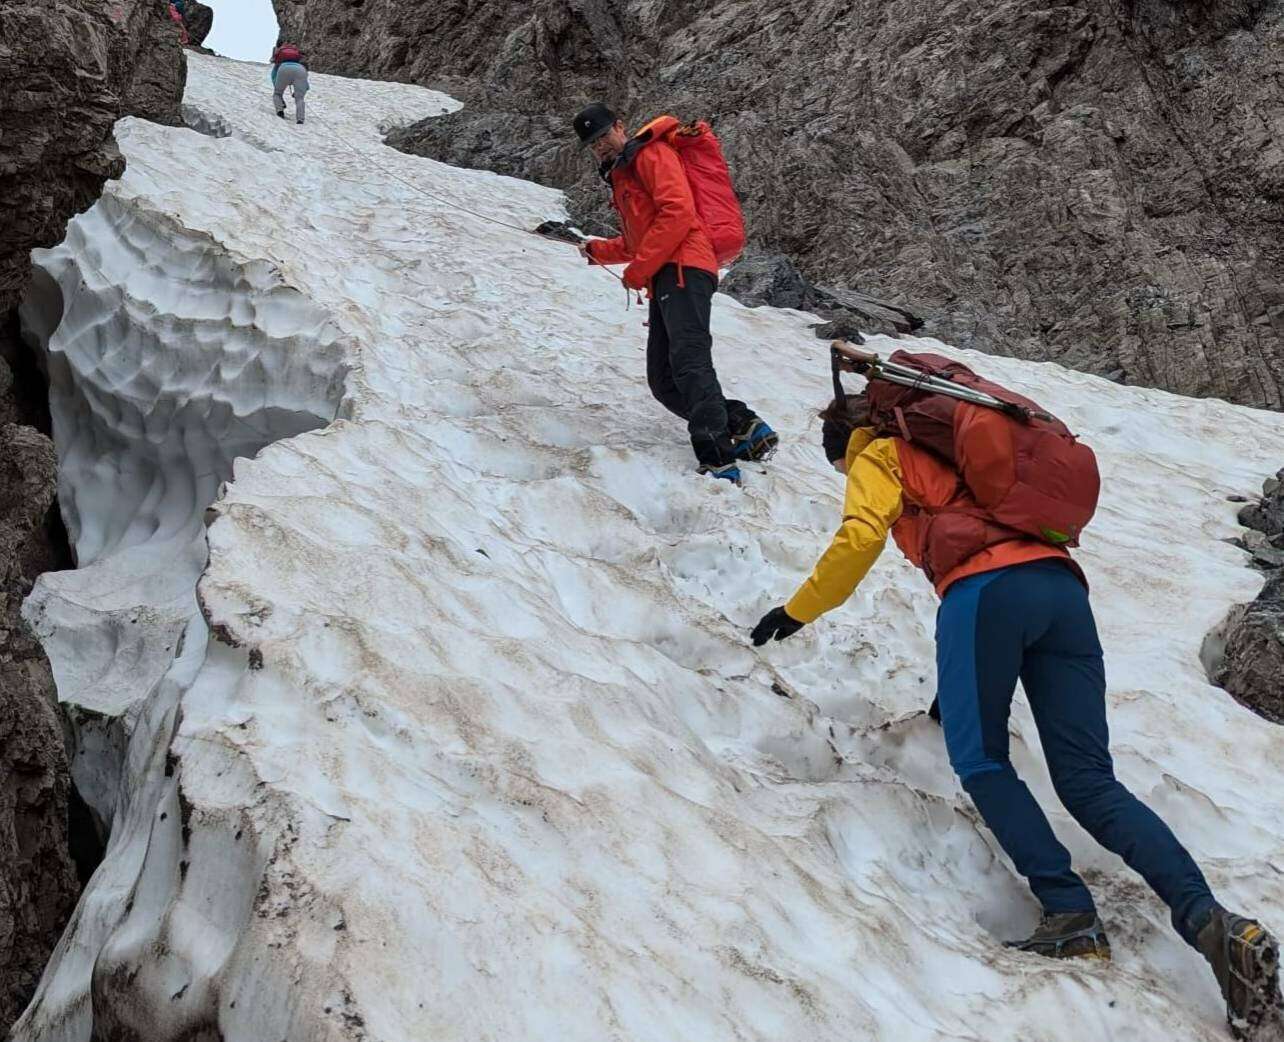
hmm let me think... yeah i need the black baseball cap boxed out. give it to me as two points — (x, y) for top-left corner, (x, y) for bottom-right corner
(573, 103), (618, 147)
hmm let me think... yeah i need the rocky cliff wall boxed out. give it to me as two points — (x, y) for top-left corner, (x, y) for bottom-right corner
(184, 0), (213, 47)
(279, 0), (1284, 407)
(0, 316), (78, 1033)
(1, 0), (186, 316)
(0, 0), (185, 1029)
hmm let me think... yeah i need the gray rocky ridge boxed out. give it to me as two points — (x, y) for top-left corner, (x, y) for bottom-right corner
(279, 0), (1284, 408)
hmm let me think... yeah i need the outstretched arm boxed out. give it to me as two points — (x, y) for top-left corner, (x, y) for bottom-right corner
(583, 236), (631, 266)
(784, 438), (904, 624)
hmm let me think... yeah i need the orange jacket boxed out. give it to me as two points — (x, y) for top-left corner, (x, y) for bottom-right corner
(587, 116), (720, 290)
(786, 430), (1072, 623)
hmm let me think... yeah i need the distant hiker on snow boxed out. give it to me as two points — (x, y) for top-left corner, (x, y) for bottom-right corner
(168, 2), (189, 45)
(572, 103), (775, 485)
(270, 41), (309, 125)
(752, 345), (1281, 1039)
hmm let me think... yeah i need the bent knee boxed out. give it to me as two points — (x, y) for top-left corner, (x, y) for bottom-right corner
(669, 356), (714, 384)
(953, 758), (1010, 786)
(1051, 768), (1128, 816)
(647, 377), (682, 411)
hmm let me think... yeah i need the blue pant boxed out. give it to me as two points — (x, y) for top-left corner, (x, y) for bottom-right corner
(936, 559), (1215, 945)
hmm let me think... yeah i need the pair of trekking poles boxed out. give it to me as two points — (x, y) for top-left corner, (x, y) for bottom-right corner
(830, 340), (1054, 423)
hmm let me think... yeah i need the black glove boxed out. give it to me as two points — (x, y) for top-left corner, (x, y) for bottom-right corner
(751, 606), (805, 646)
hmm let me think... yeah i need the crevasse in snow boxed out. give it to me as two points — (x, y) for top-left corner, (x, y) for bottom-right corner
(13, 52), (1284, 1042)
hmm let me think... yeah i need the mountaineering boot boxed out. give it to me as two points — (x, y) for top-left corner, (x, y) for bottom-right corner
(732, 417), (779, 462)
(297, 118), (304, 125)
(276, 109), (285, 119)
(698, 462), (742, 486)
(1194, 905), (1283, 1040)
(1006, 912), (1111, 961)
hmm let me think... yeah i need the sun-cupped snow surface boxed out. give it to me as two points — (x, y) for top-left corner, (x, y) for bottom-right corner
(16, 52), (1284, 1042)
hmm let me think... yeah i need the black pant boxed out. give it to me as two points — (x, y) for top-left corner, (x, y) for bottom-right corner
(646, 264), (754, 467)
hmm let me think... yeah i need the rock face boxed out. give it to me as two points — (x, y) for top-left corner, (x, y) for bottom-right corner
(0, 0), (186, 316)
(182, 0), (213, 48)
(299, 0), (1284, 408)
(0, 320), (79, 1033)
(1219, 472), (1284, 722)
(1219, 572), (1284, 723)
(0, 0), (185, 1030)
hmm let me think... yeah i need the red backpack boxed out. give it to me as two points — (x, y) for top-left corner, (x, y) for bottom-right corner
(275, 44), (303, 63)
(642, 118), (746, 267)
(866, 351), (1100, 547)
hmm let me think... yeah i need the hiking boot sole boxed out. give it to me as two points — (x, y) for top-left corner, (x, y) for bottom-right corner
(1227, 922), (1282, 1041)
(1010, 934), (1112, 962)
(1006, 922), (1112, 963)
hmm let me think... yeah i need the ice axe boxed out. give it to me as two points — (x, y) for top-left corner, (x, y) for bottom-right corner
(829, 340), (1053, 423)
(532, 220), (643, 304)
(532, 220), (587, 246)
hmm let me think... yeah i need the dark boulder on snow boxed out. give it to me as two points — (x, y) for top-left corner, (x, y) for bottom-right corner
(720, 254), (810, 311)
(1218, 571), (1284, 724)
(720, 253), (923, 339)
(1218, 469), (1284, 723)
(1237, 471), (1284, 545)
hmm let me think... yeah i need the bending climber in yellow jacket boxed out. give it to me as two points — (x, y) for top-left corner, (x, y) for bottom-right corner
(751, 390), (1281, 1037)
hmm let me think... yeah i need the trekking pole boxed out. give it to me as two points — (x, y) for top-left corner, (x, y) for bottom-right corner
(830, 340), (1053, 422)
(831, 339), (1025, 416)
(529, 221), (641, 304)
(531, 220), (586, 246)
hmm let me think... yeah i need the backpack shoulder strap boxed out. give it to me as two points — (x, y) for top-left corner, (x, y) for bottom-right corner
(615, 116), (680, 172)
(634, 114), (680, 142)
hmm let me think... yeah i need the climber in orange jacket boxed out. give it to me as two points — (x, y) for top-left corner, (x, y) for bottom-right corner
(571, 102), (775, 484)
(750, 389), (1282, 1037)
(575, 115), (719, 293)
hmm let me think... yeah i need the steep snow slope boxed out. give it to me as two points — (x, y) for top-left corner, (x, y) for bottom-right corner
(14, 52), (1284, 1042)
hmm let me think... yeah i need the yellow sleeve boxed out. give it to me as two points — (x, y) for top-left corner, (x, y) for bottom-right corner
(785, 439), (903, 624)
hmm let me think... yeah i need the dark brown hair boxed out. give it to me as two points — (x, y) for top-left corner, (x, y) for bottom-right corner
(819, 393), (871, 427)
(820, 391), (872, 463)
